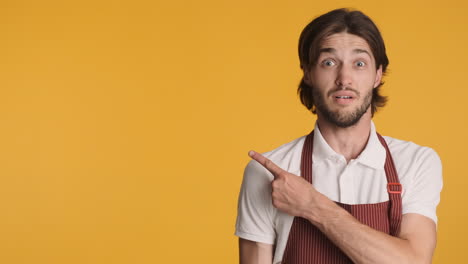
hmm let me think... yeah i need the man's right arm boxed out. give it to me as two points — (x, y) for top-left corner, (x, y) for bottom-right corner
(236, 159), (276, 264)
(239, 238), (273, 264)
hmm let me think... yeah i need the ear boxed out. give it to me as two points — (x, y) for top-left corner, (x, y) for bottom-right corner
(303, 68), (312, 86)
(373, 65), (383, 88)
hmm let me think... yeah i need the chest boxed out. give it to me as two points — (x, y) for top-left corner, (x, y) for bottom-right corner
(309, 161), (390, 204)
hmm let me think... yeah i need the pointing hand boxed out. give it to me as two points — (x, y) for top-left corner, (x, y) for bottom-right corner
(248, 150), (322, 219)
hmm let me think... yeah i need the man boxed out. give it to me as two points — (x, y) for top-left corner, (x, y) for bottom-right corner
(235, 8), (443, 264)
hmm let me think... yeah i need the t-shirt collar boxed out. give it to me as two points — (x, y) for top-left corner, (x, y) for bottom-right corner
(312, 121), (386, 169)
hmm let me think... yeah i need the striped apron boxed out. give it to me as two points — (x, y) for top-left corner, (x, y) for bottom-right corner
(281, 131), (402, 264)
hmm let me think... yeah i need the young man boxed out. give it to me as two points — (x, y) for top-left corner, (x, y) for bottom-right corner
(235, 8), (443, 264)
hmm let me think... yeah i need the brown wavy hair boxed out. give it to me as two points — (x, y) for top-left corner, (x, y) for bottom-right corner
(298, 8), (389, 116)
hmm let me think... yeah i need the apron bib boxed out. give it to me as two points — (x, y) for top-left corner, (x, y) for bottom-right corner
(281, 131), (402, 264)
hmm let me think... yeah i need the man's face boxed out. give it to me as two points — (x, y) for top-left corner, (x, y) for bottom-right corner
(304, 32), (382, 128)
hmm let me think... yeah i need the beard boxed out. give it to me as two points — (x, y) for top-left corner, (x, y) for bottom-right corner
(313, 87), (373, 128)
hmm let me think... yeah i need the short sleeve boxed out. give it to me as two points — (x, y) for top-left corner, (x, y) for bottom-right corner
(235, 160), (276, 244)
(402, 147), (443, 224)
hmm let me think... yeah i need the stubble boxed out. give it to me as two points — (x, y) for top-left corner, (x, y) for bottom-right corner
(313, 87), (373, 128)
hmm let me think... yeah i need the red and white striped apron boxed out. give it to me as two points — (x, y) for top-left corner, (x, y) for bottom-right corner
(281, 131), (402, 264)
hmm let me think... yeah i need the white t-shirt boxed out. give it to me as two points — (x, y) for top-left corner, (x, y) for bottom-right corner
(235, 122), (443, 264)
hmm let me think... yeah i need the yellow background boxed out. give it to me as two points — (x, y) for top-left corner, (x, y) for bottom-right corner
(0, 0), (466, 263)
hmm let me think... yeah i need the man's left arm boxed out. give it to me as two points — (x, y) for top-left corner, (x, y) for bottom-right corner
(249, 150), (438, 264)
(304, 196), (436, 264)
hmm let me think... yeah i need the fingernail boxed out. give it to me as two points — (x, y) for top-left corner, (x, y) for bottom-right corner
(248, 150), (255, 157)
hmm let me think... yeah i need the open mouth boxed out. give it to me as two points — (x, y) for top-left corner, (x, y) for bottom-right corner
(335, 96), (353, 99)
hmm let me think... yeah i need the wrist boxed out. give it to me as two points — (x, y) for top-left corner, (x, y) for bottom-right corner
(303, 192), (345, 229)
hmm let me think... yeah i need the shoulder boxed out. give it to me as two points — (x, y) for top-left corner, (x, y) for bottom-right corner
(381, 135), (443, 223)
(382, 136), (442, 171)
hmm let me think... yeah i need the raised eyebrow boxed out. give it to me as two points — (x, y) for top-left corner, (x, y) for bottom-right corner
(318, 48), (371, 57)
(318, 48), (336, 55)
(353, 48), (372, 58)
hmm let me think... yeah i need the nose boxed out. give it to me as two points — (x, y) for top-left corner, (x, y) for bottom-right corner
(335, 64), (353, 88)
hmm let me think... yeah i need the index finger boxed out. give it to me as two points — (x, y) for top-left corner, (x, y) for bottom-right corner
(248, 150), (285, 178)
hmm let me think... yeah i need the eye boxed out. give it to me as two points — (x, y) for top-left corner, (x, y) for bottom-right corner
(356, 61), (366, 67)
(322, 59), (335, 67)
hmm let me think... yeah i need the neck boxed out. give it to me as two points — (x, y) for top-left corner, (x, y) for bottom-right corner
(317, 111), (372, 163)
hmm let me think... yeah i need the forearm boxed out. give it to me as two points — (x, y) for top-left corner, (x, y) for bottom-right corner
(303, 197), (434, 264)
(313, 208), (413, 264)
